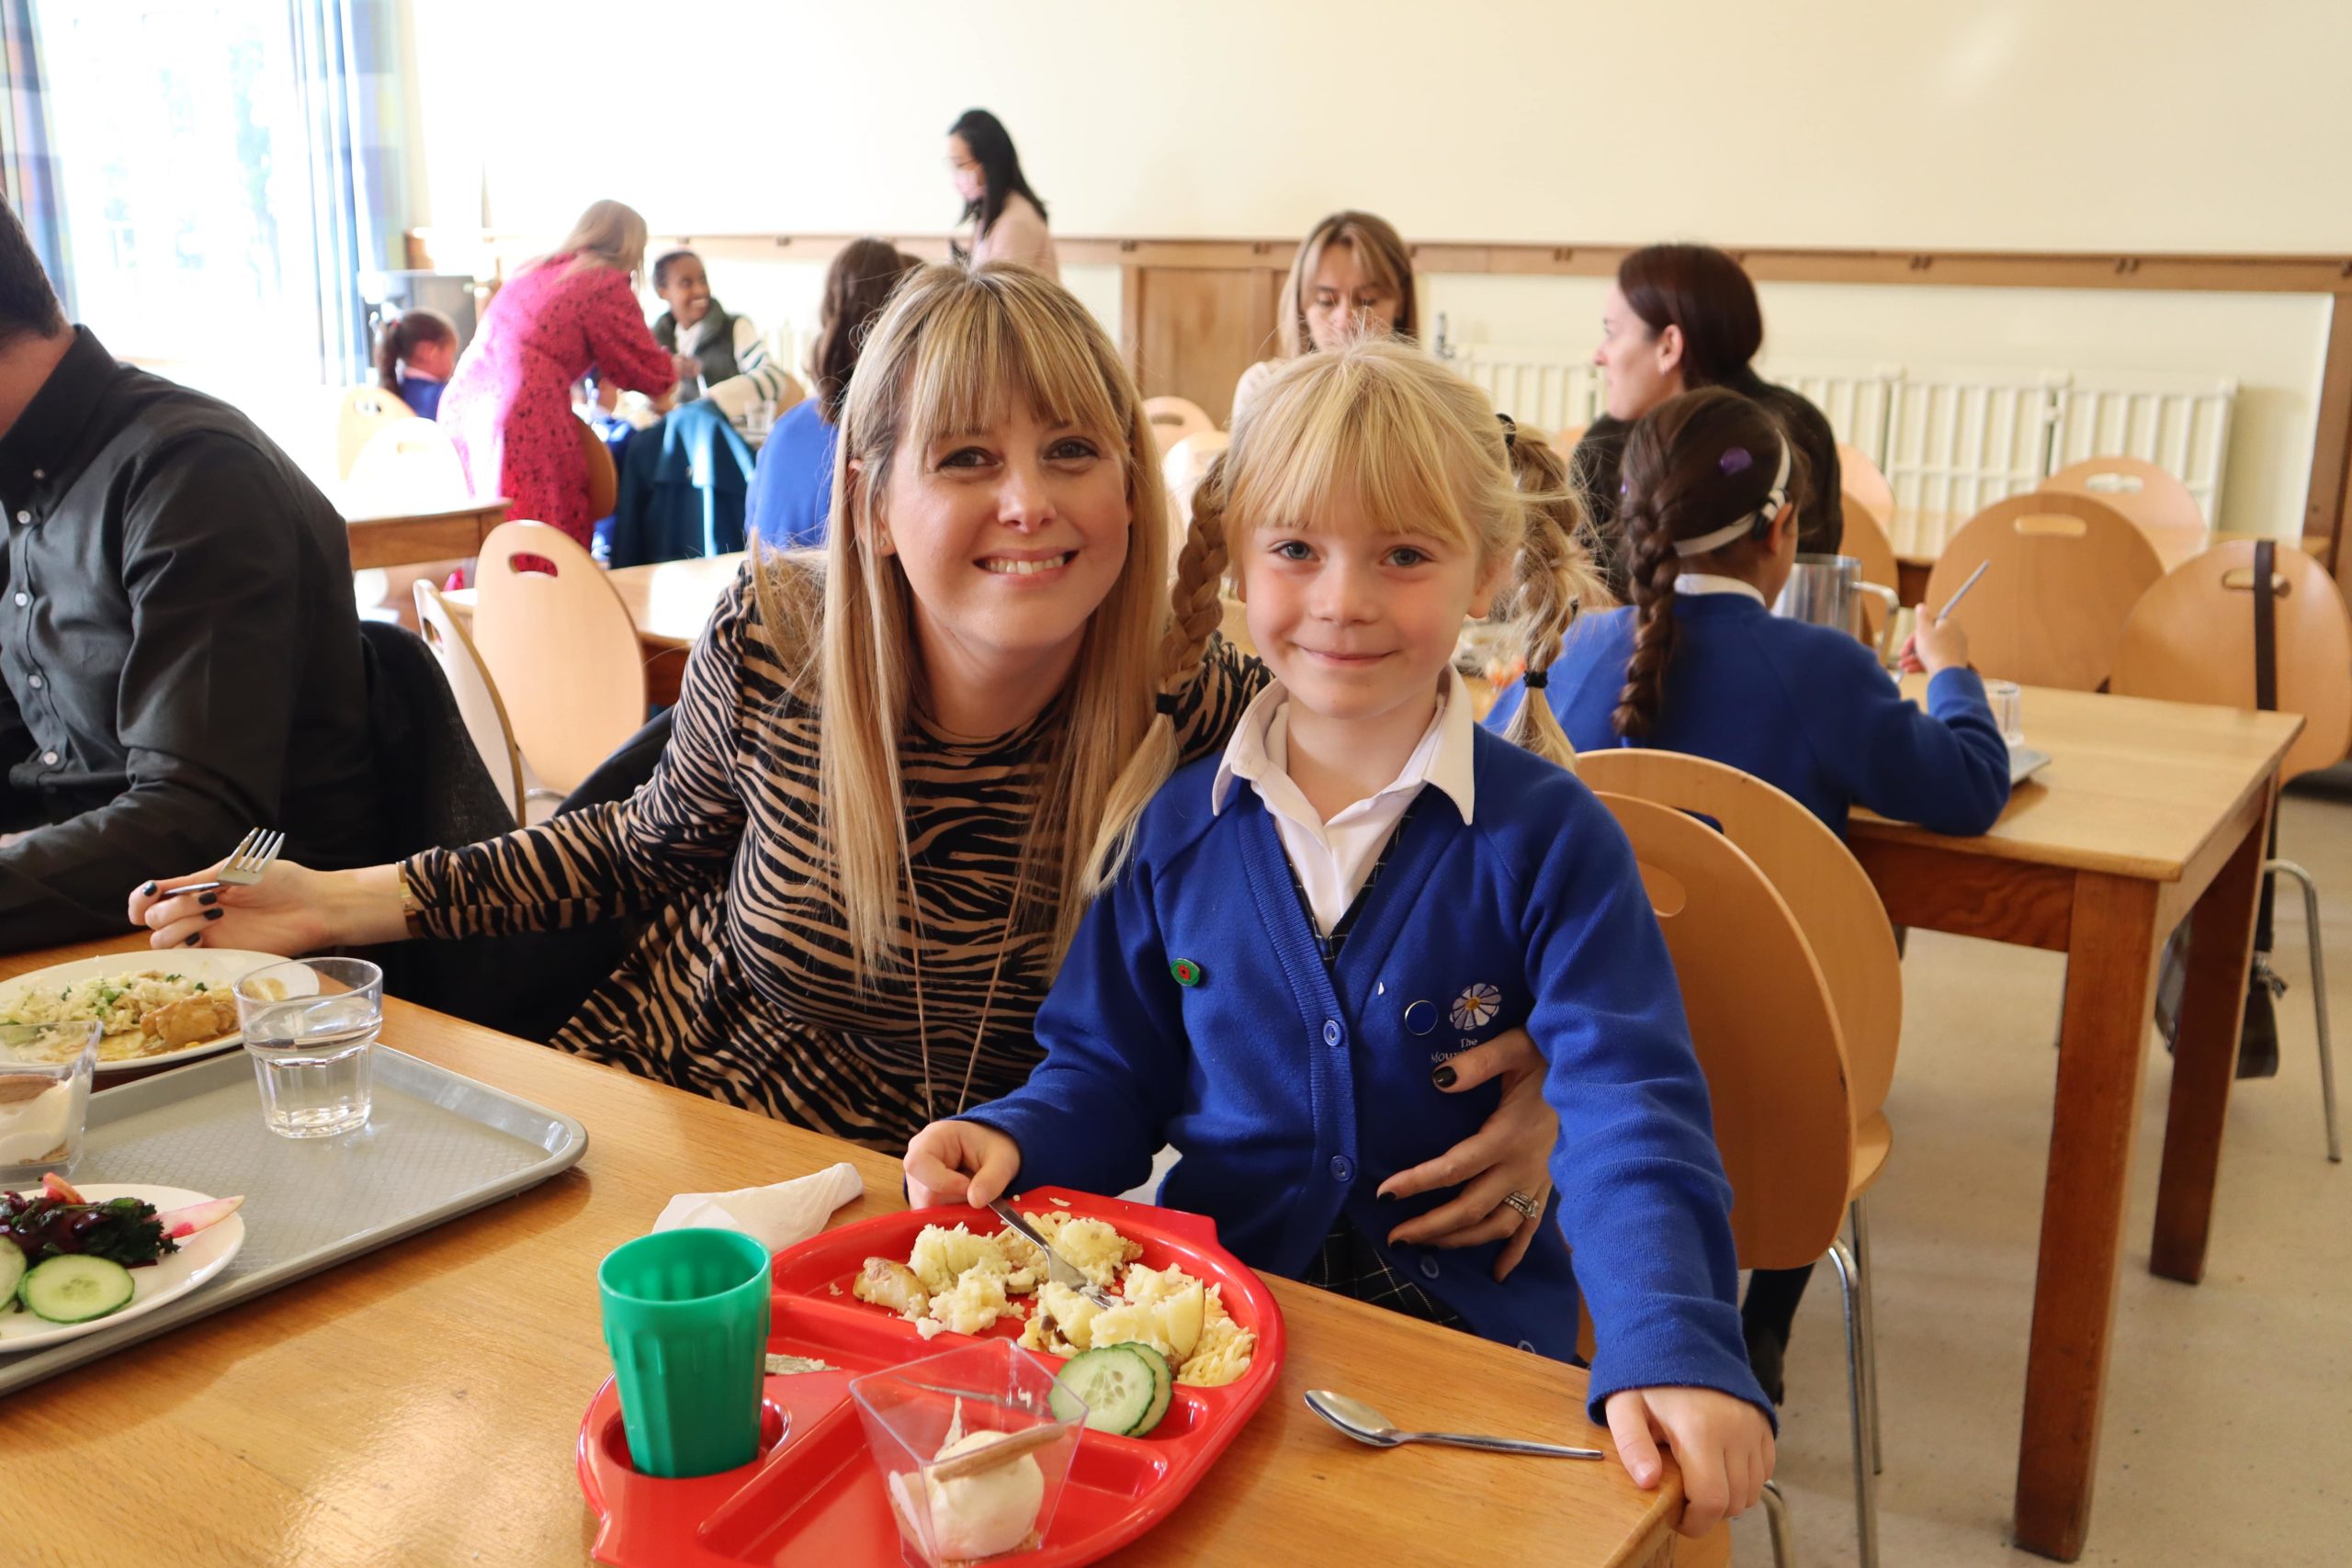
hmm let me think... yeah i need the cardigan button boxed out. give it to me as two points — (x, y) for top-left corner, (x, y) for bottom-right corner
(1419, 1255), (1442, 1280)
(1328, 1155), (1353, 1183)
(1403, 1000), (1436, 1035)
(1321, 1020), (1341, 1047)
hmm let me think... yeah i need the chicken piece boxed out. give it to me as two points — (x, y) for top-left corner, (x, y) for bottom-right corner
(142, 992), (240, 1049)
(852, 1257), (931, 1320)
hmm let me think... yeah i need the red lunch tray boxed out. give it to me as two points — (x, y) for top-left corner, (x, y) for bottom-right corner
(577, 1186), (1288, 1567)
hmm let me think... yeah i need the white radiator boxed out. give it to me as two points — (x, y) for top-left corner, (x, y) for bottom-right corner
(1440, 339), (2235, 558)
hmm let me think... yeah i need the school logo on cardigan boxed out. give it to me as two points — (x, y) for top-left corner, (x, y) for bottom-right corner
(1450, 983), (1501, 1031)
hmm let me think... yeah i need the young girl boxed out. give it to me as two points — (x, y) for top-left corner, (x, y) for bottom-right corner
(375, 308), (458, 421)
(1488, 385), (2011, 1399)
(906, 341), (1775, 1538)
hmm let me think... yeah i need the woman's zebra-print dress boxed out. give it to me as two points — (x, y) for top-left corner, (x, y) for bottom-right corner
(402, 567), (1262, 1151)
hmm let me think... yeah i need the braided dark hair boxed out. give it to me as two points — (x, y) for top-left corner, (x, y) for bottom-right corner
(1611, 387), (1804, 738)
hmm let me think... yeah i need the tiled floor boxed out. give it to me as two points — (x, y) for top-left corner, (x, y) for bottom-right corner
(1726, 775), (2352, 1565)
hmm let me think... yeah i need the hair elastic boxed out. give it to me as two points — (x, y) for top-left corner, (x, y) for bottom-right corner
(1154, 691), (1181, 716)
(1522, 669), (1548, 691)
(1672, 437), (1792, 558)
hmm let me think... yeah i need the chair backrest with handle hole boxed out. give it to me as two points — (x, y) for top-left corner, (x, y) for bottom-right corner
(338, 384), (418, 479)
(2041, 455), (2207, 571)
(1579, 750), (1902, 1125)
(1592, 790), (1856, 1270)
(1922, 491), (2163, 690)
(347, 417), (472, 512)
(413, 580), (528, 821)
(1142, 396), (1216, 455)
(578, 416), (619, 521)
(469, 521), (648, 795)
(2110, 539), (2352, 782)
(1838, 442), (1897, 527)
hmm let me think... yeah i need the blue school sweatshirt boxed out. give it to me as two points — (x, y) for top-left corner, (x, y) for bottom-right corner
(1487, 595), (2011, 837)
(966, 726), (1770, 1426)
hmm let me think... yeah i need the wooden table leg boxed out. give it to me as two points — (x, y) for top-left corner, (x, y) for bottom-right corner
(2150, 794), (2273, 1282)
(2014, 870), (2162, 1561)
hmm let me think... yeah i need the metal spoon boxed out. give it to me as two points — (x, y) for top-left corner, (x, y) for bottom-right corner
(1304, 1389), (1606, 1460)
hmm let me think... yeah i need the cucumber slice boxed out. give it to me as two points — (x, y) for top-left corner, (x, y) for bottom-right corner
(0, 1236), (22, 1303)
(18, 1254), (136, 1325)
(1126, 1341), (1175, 1435)
(1049, 1344), (1163, 1436)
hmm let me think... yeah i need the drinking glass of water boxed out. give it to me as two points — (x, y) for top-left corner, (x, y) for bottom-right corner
(233, 958), (384, 1140)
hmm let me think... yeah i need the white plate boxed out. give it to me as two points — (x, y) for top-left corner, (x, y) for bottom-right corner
(0, 948), (288, 1071)
(0, 1183), (247, 1351)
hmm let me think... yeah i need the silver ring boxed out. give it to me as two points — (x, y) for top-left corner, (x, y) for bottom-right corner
(1502, 1190), (1542, 1221)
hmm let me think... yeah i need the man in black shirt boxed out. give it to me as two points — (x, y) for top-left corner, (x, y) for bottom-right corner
(0, 197), (380, 950)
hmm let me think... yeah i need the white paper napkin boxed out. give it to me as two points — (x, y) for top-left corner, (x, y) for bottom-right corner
(653, 1161), (865, 1252)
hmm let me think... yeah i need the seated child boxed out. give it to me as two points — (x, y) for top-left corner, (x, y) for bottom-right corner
(650, 248), (796, 418)
(375, 308), (457, 421)
(906, 341), (1776, 1536)
(1486, 384), (2010, 1401)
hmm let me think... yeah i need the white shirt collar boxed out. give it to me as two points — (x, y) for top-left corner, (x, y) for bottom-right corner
(1675, 571), (1769, 606)
(1211, 666), (1479, 826)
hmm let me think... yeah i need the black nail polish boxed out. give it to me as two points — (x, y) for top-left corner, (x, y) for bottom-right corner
(140, 881), (156, 896)
(198, 892), (218, 908)
(1431, 1065), (1457, 1089)
(204, 908), (223, 921)
(184, 934), (201, 946)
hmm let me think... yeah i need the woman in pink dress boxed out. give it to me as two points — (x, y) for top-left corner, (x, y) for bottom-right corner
(439, 199), (676, 547)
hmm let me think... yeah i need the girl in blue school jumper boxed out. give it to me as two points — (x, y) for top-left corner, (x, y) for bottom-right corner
(906, 342), (1776, 1535)
(1486, 385), (2011, 1402)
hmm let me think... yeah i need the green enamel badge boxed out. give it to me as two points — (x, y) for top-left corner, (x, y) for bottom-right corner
(1170, 958), (1203, 987)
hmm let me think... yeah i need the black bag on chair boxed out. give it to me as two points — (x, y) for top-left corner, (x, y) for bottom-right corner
(2155, 540), (2284, 1077)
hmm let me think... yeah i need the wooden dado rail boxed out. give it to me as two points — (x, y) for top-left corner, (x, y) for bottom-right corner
(412, 229), (2352, 583)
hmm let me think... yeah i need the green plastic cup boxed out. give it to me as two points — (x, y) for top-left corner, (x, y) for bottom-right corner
(597, 1227), (774, 1478)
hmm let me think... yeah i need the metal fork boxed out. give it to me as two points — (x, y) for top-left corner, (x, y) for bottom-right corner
(169, 828), (286, 897)
(989, 1199), (1117, 1309)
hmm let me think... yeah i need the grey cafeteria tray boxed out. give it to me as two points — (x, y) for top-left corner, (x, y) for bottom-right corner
(0, 1043), (588, 1395)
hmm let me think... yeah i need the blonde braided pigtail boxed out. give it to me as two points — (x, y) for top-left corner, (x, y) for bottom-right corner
(1082, 457), (1233, 895)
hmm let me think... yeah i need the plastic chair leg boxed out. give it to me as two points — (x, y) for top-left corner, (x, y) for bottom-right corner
(2267, 859), (2341, 1163)
(1827, 1238), (1881, 1568)
(1849, 1196), (1883, 1474)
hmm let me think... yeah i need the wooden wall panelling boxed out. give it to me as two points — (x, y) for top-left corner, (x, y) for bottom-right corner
(1131, 264), (1283, 425)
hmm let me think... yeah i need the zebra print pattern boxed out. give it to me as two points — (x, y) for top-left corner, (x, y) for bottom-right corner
(404, 563), (1264, 1150)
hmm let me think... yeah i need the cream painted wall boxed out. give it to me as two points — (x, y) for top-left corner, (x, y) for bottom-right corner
(410, 0), (2352, 251)
(402, 0), (2349, 539)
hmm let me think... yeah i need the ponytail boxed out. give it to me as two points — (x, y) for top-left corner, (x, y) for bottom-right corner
(373, 324), (402, 393)
(1494, 429), (1600, 768)
(1611, 497), (1682, 738)
(373, 308), (458, 397)
(1084, 457), (1231, 895)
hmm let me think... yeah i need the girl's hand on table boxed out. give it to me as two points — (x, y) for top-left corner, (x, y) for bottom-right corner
(903, 1120), (1023, 1210)
(1605, 1386), (1775, 1538)
(128, 860), (401, 954)
(1376, 1027), (1557, 1280)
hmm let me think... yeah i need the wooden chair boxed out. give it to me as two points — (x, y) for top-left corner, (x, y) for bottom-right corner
(1922, 493), (2163, 690)
(2111, 540), (2348, 1159)
(1593, 790), (1879, 1567)
(1142, 396), (1217, 454)
(2041, 455), (2208, 571)
(469, 521), (648, 796)
(1161, 430), (1229, 550)
(579, 416), (619, 521)
(1838, 494), (1905, 642)
(1838, 443), (1896, 528)
(413, 580), (527, 822)
(1579, 747), (1904, 1463)
(346, 418), (473, 513)
(337, 384), (414, 479)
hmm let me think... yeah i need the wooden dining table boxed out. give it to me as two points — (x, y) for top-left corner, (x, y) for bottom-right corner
(605, 551), (749, 706)
(0, 933), (1692, 1568)
(344, 495), (512, 570)
(1848, 680), (2302, 1561)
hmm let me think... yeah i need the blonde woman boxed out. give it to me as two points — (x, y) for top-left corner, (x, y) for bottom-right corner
(1227, 210), (1418, 427)
(438, 198), (677, 547)
(130, 265), (1562, 1269)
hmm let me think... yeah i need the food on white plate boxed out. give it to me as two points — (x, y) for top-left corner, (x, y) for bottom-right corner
(858, 1212), (1255, 1385)
(1050, 1343), (1175, 1436)
(0, 1179), (244, 1325)
(886, 1404), (1046, 1561)
(0, 969), (251, 1063)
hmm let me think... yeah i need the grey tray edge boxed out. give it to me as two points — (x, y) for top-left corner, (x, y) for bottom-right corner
(0, 1046), (589, 1396)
